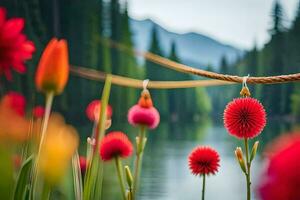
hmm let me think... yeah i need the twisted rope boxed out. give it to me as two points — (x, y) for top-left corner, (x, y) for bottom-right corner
(70, 66), (235, 89)
(97, 37), (300, 85)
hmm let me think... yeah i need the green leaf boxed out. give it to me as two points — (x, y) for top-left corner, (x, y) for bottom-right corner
(13, 155), (33, 200)
(83, 75), (112, 200)
(72, 151), (83, 200)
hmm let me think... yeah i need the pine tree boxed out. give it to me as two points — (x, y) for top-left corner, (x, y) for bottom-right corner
(145, 26), (169, 117)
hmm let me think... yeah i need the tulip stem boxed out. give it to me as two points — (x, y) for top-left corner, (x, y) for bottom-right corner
(132, 126), (146, 200)
(115, 157), (127, 200)
(32, 91), (54, 199)
(37, 92), (54, 155)
(202, 174), (206, 200)
(244, 138), (251, 200)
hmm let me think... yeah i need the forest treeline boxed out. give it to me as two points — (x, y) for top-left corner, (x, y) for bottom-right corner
(0, 0), (211, 124)
(211, 1), (300, 120)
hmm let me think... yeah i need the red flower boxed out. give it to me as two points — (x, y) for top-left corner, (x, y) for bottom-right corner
(258, 133), (300, 200)
(188, 146), (220, 176)
(32, 106), (45, 118)
(2, 91), (26, 116)
(79, 156), (87, 174)
(99, 131), (133, 161)
(128, 90), (160, 129)
(224, 97), (266, 139)
(13, 155), (22, 168)
(86, 100), (112, 122)
(0, 7), (35, 80)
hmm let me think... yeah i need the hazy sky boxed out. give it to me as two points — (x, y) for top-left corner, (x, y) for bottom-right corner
(128, 0), (299, 50)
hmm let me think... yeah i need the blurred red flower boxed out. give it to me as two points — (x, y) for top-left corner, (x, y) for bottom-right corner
(32, 105), (45, 118)
(258, 133), (300, 200)
(0, 7), (35, 80)
(2, 91), (26, 116)
(128, 90), (160, 129)
(86, 100), (112, 122)
(79, 156), (87, 174)
(224, 97), (266, 139)
(99, 131), (133, 161)
(188, 146), (220, 176)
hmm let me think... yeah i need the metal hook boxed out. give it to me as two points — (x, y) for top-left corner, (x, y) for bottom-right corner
(242, 74), (250, 88)
(143, 79), (149, 91)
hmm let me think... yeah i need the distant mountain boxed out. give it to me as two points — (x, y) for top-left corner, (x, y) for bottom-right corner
(130, 18), (244, 71)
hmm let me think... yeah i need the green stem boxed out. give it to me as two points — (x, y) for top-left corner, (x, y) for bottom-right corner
(41, 182), (51, 200)
(32, 92), (54, 200)
(244, 138), (251, 200)
(83, 76), (112, 200)
(202, 174), (206, 200)
(132, 126), (146, 200)
(115, 157), (127, 200)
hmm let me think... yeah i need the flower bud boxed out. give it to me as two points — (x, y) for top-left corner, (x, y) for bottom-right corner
(35, 38), (69, 95)
(250, 141), (259, 162)
(240, 86), (251, 97)
(125, 165), (133, 188)
(235, 147), (247, 173)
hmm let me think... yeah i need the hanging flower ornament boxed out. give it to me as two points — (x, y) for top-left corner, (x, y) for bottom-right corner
(0, 7), (35, 80)
(128, 80), (160, 129)
(127, 79), (160, 200)
(188, 146), (220, 200)
(223, 75), (266, 200)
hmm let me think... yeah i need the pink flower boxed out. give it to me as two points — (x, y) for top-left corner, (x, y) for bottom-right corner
(86, 100), (113, 122)
(128, 90), (160, 129)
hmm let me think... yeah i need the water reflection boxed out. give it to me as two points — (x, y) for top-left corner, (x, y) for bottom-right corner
(97, 118), (295, 200)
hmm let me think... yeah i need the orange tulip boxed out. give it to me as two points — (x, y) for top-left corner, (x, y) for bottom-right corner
(35, 38), (69, 95)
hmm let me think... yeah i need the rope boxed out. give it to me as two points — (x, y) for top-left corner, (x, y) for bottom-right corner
(97, 37), (300, 85)
(70, 66), (235, 89)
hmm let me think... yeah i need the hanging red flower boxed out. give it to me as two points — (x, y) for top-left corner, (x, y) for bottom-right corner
(2, 91), (26, 116)
(258, 133), (300, 200)
(99, 131), (133, 161)
(188, 146), (220, 176)
(224, 97), (266, 139)
(85, 100), (113, 122)
(0, 7), (35, 80)
(32, 105), (45, 118)
(128, 90), (160, 129)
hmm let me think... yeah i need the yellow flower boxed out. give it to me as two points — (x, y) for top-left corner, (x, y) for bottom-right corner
(38, 113), (79, 185)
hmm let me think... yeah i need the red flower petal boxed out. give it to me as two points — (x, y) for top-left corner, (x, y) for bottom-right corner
(99, 131), (133, 161)
(0, 7), (35, 80)
(224, 97), (266, 139)
(2, 91), (26, 116)
(188, 146), (220, 176)
(32, 106), (45, 118)
(258, 133), (300, 200)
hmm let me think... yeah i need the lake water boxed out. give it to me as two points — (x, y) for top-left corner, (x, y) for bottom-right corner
(99, 118), (293, 200)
